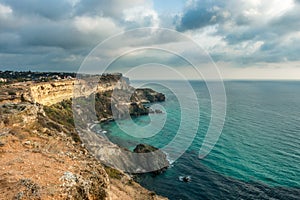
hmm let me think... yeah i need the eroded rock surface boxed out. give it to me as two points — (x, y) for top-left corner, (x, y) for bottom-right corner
(0, 74), (168, 200)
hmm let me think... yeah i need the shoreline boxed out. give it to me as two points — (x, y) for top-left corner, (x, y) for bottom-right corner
(0, 74), (169, 199)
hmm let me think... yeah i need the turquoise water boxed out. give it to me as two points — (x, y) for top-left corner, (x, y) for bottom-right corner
(101, 81), (300, 199)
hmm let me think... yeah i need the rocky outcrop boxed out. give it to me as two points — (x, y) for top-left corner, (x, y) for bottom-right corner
(72, 75), (165, 122)
(0, 103), (43, 129)
(0, 73), (168, 199)
(0, 102), (167, 200)
(30, 74), (131, 106)
(76, 127), (170, 174)
(59, 171), (107, 199)
(0, 103), (110, 199)
(0, 83), (33, 105)
(133, 144), (169, 175)
(30, 80), (76, 106)
(134, 88), (166, 103)
(93, 90), (150, 121)
(0, 74), (129, 106)
(0, 74), (165, 112)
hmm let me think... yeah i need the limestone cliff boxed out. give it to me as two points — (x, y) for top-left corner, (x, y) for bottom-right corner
(0, 74), (168, 200)
(0, 74), (163, 108)
(30, 80), (76, 106)
(0, 102), (167, 199)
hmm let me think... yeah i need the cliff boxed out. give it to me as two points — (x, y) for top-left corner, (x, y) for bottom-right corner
(0, 74), (165, 124)
(0, 103), (167, 199)
(0, 74), (164, 118)
(0, 74), (168, 200)
(0, 74), (118, 105)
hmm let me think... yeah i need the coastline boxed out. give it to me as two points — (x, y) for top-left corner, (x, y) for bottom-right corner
(0, 74), (169, 199)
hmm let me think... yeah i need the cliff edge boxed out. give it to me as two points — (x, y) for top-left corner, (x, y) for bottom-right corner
(0, 74), (168, 200)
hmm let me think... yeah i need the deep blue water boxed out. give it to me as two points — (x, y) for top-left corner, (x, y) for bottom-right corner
(101, 81), (300, 200)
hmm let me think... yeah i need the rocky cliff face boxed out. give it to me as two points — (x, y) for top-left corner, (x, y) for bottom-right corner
(0, 103), (109, 199)
(0, 74), (132, 106)
(0, 74), (168, 200)
(0, 102), (167, 200)
(0, 83), (33, 105)
(30, 74), (132, 106)
(30, 80), (76, 106)
(0, 74), (165, 135)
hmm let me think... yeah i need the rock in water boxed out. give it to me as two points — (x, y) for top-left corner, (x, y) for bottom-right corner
(134, 88), (165, 103)
(133, 144), (158, 153)
(133, 144), (169, 175)
(179, 176), (191, 182)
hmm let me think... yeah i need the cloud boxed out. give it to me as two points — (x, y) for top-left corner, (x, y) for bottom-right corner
(2, 0), (74, 20)
(0, 3), (12, 17)
(0, 0), (152, 70)
(0, 0), (179, 72)
(74, 0), (151, 19)
(176, 0), (226, 31)
(123, 6), (160, 29)
(0, 0), (300, 78)
(73, 16), (123, 41)
(174, 0), (300, 65)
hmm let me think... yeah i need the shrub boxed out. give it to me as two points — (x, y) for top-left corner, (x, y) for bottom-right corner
(43, 99), (81, 142)
(104, 166), (123, 180)
(8, 90), (16, 95)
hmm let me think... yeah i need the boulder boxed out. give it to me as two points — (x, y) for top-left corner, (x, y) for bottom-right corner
(134, 88), (165, 103)
(133, 144), (169, 175)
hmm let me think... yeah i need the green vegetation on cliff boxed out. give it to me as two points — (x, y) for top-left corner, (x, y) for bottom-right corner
(43, 99), (81, 142)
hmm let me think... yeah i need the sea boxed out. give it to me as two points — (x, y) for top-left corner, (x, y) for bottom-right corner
(100, 81), (300, 200)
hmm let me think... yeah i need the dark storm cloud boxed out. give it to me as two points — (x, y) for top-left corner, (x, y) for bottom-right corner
(0, 0), (300, 72)
(2, 0), (73, 20)
(74, 0), (147, 18)
(0, 33), (20, 51)
(176, 0), (225, 31)
(75, 0), (126, 18)
(0, 0), (125, 71)
(0, 0), (163, 71)
(270, 9), (300, 33)
(175, 0), (300, 64)
(0, 43), (86, 71)
(19, 19), (87, 49)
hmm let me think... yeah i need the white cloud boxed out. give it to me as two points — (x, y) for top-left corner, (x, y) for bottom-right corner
(239, 0), (295, 22)
(0, 3), (12, 18)
(123, 6), (160, 28)
(218, 61), (300, 80)
(265, 0), (294, 17)
(74, 16), (122, 36)
(185, 25), (225, 51)
(0, 0), (300, 80)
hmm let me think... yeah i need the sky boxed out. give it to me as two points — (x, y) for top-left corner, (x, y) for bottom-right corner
(0, 0), (300, 79)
